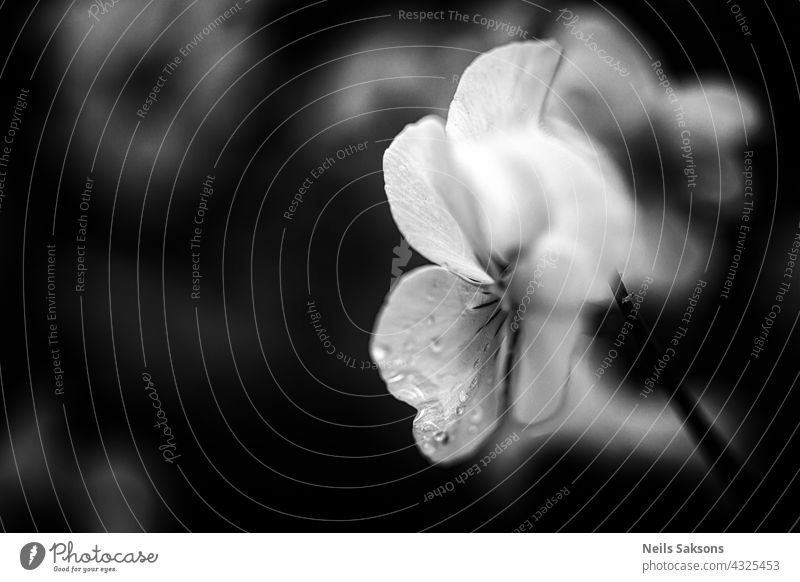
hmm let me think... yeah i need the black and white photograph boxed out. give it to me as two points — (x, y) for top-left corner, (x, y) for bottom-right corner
(0, 0), (798, 577)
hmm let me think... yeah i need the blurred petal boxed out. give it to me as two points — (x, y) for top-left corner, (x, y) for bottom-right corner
(510, 305), (582, 430)
(370, 266), (507, 463)
(452, 121), (631, 283)
(625, 203), (704, 293)
(446, 40), (563, 141)
(666, 82), (760, 207)
(676, 82), (759, 144)
(546, 8), (654, 144)
(506, 229), (607, 428)
(383, 115), (492, 284)
(450, 130), (550, 266)
(486, 129), (631, 307)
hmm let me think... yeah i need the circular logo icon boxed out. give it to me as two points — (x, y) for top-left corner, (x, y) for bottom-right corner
(20, 542), (45, 570)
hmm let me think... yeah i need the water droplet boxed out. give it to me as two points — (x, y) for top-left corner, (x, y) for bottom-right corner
(472, 358), (481, 370)
(394, 386), (424, 404)
(373, 344), (389, 361)
(469, 407), (483, 423)
(413, 401), (445, 437)
(386, 372), (405, 384)
(482, 343), (489, 353)
(456, 405), (465, 415)
(433, 431), (449, 444)
(430, 337), (443, 353)
(470, 376), (479, 391)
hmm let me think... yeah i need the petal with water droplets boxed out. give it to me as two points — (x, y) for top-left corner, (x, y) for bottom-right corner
(370, 266), (507, 463)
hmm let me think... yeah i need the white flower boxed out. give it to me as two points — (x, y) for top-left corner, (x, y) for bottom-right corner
(547, 9), (760, 295)
(370, 40), (632, 463)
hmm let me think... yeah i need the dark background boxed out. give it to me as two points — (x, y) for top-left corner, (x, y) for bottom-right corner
(0, 0), (798, 531)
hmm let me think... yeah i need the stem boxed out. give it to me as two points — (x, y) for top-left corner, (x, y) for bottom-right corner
(610, 271), (746, 491)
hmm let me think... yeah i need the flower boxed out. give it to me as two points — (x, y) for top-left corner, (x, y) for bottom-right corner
(545, 9), (760, 296)
(370, 40), (633, 463)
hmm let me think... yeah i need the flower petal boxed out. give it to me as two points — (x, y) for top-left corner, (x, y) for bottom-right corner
(446, 40), (564, 141)
(546, 8), (654, 144)
(510, 304), (582, 430)
(505, 236), (591, 429)
(675, 83), (759, 144)
(370, 266), (507, 463)
(449, 130), (551, 267)
(383, 115), (492, 284)
(665, 82), (760, 207)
